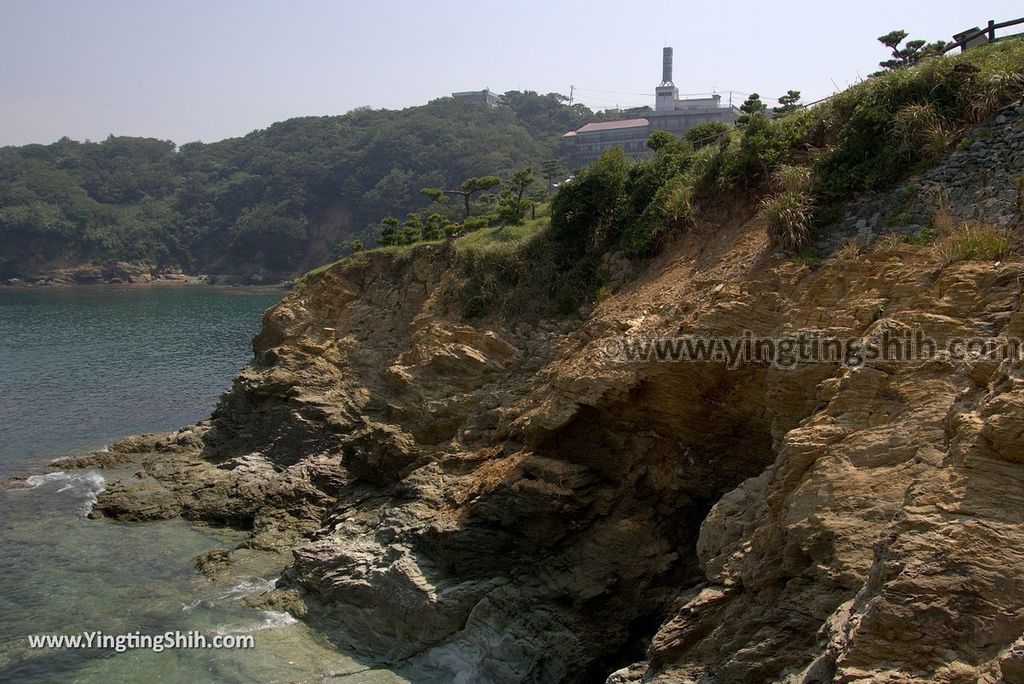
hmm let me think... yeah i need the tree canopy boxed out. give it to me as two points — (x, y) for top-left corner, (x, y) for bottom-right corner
(874, 30), (946, 74)
(0, 92), (600, 279)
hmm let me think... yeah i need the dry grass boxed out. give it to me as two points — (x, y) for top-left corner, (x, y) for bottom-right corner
(659, 180), (698, 234)
(929, 189), (957, 235)
(968, 70), (1024, 123)
(760, 190), (814, 252)
(935, 221), (1014, 265)
(871, 233), (905, 253)
(771, 165), (813, 195)
(892, 103), (953, 159)
(834, 240), (862, 261)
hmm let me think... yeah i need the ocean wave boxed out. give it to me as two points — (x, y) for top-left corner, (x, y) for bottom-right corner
(23, 471), (106, 516)
(181, 576), (278, 613)
(214, 610), (298, 635)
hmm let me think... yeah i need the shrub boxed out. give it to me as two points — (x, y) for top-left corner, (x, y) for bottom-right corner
(616, 176), (696, 255)
(689, 136), (731, 195)
(684, 121), (731, 149)
(422, 213), (449, 240)
(646, 130), (678, 152)
(760, 190), (814, 252)
(450, 226), (602, 320)
(625, 144), (692, 217)
(935, 221), (1014, 264)
(808, 41), (1024, 201)
(728, 115), (787, 183)
(551, 147), (629, 254)
(461, 216), (490, 232)
(662, 181), (696, 232)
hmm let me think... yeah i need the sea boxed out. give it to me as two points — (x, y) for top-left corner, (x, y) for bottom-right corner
(0, 286), (403, 683)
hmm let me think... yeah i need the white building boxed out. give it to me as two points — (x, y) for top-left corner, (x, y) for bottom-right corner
(563, 47), (740, 165)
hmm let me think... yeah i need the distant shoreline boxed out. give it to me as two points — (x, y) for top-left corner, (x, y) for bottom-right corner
(2, 274), (293, 290)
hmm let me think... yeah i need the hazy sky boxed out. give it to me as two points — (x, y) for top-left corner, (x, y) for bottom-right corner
(1, 0), (1021, 146)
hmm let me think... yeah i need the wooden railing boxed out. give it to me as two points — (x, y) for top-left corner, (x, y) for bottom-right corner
(943, 17), (1024, 54)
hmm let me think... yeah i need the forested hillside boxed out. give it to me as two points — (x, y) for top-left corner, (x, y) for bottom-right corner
(0, 91), (594, 281)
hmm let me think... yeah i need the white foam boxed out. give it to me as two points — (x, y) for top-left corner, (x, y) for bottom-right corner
(181, 576), (278, 614)
(257, 610), (299, 630)
(24, 472), (69, 489)
(23, 471), (106, 516)
(216, 576), (278, 600)
(181, 598), (203, 613)
(214, 610), (298, 635)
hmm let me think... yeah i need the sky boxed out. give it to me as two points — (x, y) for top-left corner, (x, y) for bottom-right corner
(0, 0), (1021, 146)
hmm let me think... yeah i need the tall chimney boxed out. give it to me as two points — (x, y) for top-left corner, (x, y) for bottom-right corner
(662, 47), (674, 85)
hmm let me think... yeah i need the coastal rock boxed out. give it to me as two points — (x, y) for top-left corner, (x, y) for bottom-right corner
(66, 110), (1024, 681)
(91, 480), (181, 521)
(194, 548), (234, 577)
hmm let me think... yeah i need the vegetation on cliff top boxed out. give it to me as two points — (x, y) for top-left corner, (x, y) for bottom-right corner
(552, 38), (1024, 261)
(309, 38), (1024, 322)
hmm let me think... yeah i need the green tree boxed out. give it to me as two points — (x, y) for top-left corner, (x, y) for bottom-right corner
(334, 238), (364, 258)
(498, 167), (535, 225)
(646, 131), (678, 152)
(379, 216), (401, 246)
(683, 121), (730, 149)
(541, 159), (563, 192)
(875, 30), (945, 73)
(499, 90), (598, 140)
(420, 187), (449, 205)
(551, 147), (630, 253)
(737, 93), (768, 126)
(0, 91), (599, 279)
(443, 175), (502, 218)
(399, 212), (424, 244)
(773, 90), (802, 115)
(423, 212), (449, 240)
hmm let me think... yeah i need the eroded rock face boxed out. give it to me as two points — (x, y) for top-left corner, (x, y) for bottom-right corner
(633, 255), (1024, 683)
(66, 212), (1024, 681)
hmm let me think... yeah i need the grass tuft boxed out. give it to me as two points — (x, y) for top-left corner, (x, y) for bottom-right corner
(891, 103), (952, 160)
(771, 164), (813, 194)
(834, 240), (863, 261)
(761, 190), (814, 252)
(935, 221), (1014, 265)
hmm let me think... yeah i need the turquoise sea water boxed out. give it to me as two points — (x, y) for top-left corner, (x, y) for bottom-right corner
(0, 286), (280, 466)
(0, 286), (402, 683)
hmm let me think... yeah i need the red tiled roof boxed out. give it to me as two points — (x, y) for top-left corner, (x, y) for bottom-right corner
(575, 118), (649, 133)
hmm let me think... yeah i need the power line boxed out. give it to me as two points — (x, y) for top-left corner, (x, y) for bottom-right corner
(575, 86), (733, 98)
(572, 95), (654, 109)
(573, 87), (654, 97)
(574, 86), (797, 104)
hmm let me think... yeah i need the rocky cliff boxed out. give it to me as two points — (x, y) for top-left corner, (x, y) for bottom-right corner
(61, 102), (1024, 683)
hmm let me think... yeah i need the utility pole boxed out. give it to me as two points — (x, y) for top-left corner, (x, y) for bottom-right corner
(569, 84), (574, 106)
